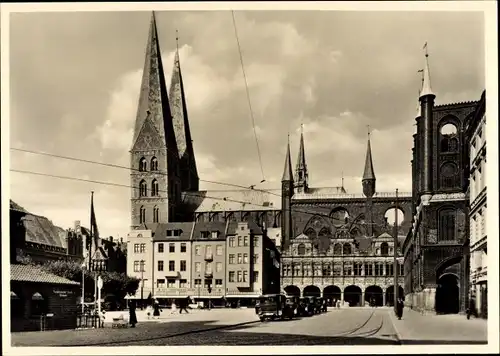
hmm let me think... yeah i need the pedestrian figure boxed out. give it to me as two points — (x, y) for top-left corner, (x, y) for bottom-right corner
(467, 296), (477, 320)
(396, 298), (404, 320)
(153, 299), (161, 319)
(179, 296), (189, 314)
(170, 300), (177, 314)
(128, 300), (138, 328)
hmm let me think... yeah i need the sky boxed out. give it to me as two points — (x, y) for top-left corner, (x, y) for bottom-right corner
(7, 8), (485, 239)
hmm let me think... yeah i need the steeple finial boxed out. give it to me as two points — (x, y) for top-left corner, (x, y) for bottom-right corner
(341, 171), (344, 189)
(175, 29), (179, 51)
(419, 42), (435, 98)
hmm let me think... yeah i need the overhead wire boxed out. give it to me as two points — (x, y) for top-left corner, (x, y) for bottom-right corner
(10, 149), (407, 226)
(231, 10), (266, 183)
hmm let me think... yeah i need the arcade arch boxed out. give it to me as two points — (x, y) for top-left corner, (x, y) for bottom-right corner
(284, 285), (300, 297)
(344, 285), (362, 307)
(303, 285), (321, 298)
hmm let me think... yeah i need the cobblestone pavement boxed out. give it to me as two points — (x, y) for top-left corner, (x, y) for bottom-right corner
(388, 307), (488, 345)
(13, 307), (488, 347)
(11, 308), (258, 347)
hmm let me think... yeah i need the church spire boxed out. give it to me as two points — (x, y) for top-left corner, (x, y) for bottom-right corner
(294, 124), (308, 192)
(362, 127), (376, 198)
(169, 29), (199, 191)
(419, 42), (435, 99)
(131, 11), (178, 152)
(282, 135), (293, 182)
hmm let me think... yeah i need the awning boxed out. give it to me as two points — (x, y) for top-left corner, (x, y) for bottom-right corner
(32, 292), (44, 301)
(11, 291), (19, 299)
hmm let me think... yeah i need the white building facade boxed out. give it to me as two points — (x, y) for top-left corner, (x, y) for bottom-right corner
(467, 91), (487, 318)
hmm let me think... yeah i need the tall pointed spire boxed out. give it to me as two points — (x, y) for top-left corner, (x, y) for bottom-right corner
(130, 12), (181, 227)
(419, 42), (435, 99)
(282, 135), (293, 182)
(363, 128), (376, 181)
(362, 127), (376, 198)
(169, 29), (199, 191)
(131, 11), (178, 152)
(295, 124), (308, 192)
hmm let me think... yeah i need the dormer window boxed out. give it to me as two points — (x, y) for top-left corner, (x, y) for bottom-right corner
(201, 231), (210, 239)
(211, 231), (219, 239)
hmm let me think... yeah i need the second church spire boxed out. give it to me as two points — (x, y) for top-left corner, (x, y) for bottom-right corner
(295, 124), (308, 193)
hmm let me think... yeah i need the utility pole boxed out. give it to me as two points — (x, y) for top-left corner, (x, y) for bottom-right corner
(393, 188), (399, 314)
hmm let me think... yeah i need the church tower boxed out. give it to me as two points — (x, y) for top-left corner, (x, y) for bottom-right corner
(294, 125), (309, 193)
(169, 33), (199, 192)
(281, 136), (294, 250)
(130, 12), (181, 229)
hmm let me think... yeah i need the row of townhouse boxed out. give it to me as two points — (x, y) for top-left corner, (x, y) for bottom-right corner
(126, 221), (281, 306)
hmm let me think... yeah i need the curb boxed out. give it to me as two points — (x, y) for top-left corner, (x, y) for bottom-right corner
(387, 309), (404, 345)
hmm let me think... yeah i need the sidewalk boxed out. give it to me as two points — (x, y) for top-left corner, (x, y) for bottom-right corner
(388, 308), (488, 344)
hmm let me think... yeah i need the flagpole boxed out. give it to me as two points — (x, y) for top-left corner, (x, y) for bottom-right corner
(393, 188), (399, 313)
(89, 191), (94, 272)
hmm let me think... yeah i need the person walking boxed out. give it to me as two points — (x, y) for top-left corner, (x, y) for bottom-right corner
(467, 296), (477, 320)
(170, 299), (177, 315)
(396, 298), (404, 320)
(128, 300), (138, 328)
(179, 296), (189, 314)
(153, 299), (161, 319)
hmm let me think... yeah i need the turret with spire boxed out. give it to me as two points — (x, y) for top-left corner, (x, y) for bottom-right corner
(294, 124), (309, 193)
(169, 30), (199, 192)
(362, 127), (376, 198)
(130, 12), (181, 228)
(281, 135), (294, 250)
(419, 42), (435, 193)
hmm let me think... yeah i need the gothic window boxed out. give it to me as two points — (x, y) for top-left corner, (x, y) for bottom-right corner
(139, 180), (147, 197)
(140, 206), (146, 224)
(380, 242), (389, 256)
(151, 179), (159, 196)
(139, 157), (147, 172)
(439, 122), (458, 153)
(297, 243), (306, 256)
(150, 157), (158, 171)
(440, 162), (459, 189)
(438, 208), (456, 241)
(274, 212), (281, 228)
(330, 208), (349, 226)
(333, 243), (342, 255)
(153, 206), (159, 223)
(343, 243), (352, 255)
(305, 228), (317, 239)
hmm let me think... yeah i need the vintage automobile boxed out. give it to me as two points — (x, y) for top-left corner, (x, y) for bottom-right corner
(314, 297), (327, 313)
(256, 294), (295, 321)
(299, 297), (316, 316)
(285, 296), (300, 316)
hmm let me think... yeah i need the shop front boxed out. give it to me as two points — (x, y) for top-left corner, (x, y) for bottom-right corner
(10, 264), (80, 332)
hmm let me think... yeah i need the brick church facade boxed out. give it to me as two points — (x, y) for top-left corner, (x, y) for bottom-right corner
(403, 52), (484, 314)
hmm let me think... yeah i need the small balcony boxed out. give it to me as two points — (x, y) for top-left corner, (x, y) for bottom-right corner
(204, 272), (213, 279)
(204, 253), (213, 262)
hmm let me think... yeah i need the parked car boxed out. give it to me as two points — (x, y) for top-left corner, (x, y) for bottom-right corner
(299, 297), (315, 316)
(256, 294), (294, 321)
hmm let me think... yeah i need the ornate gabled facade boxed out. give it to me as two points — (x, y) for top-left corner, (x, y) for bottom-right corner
(280, 133), (410, 307)
(403, 50), (482, 315)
